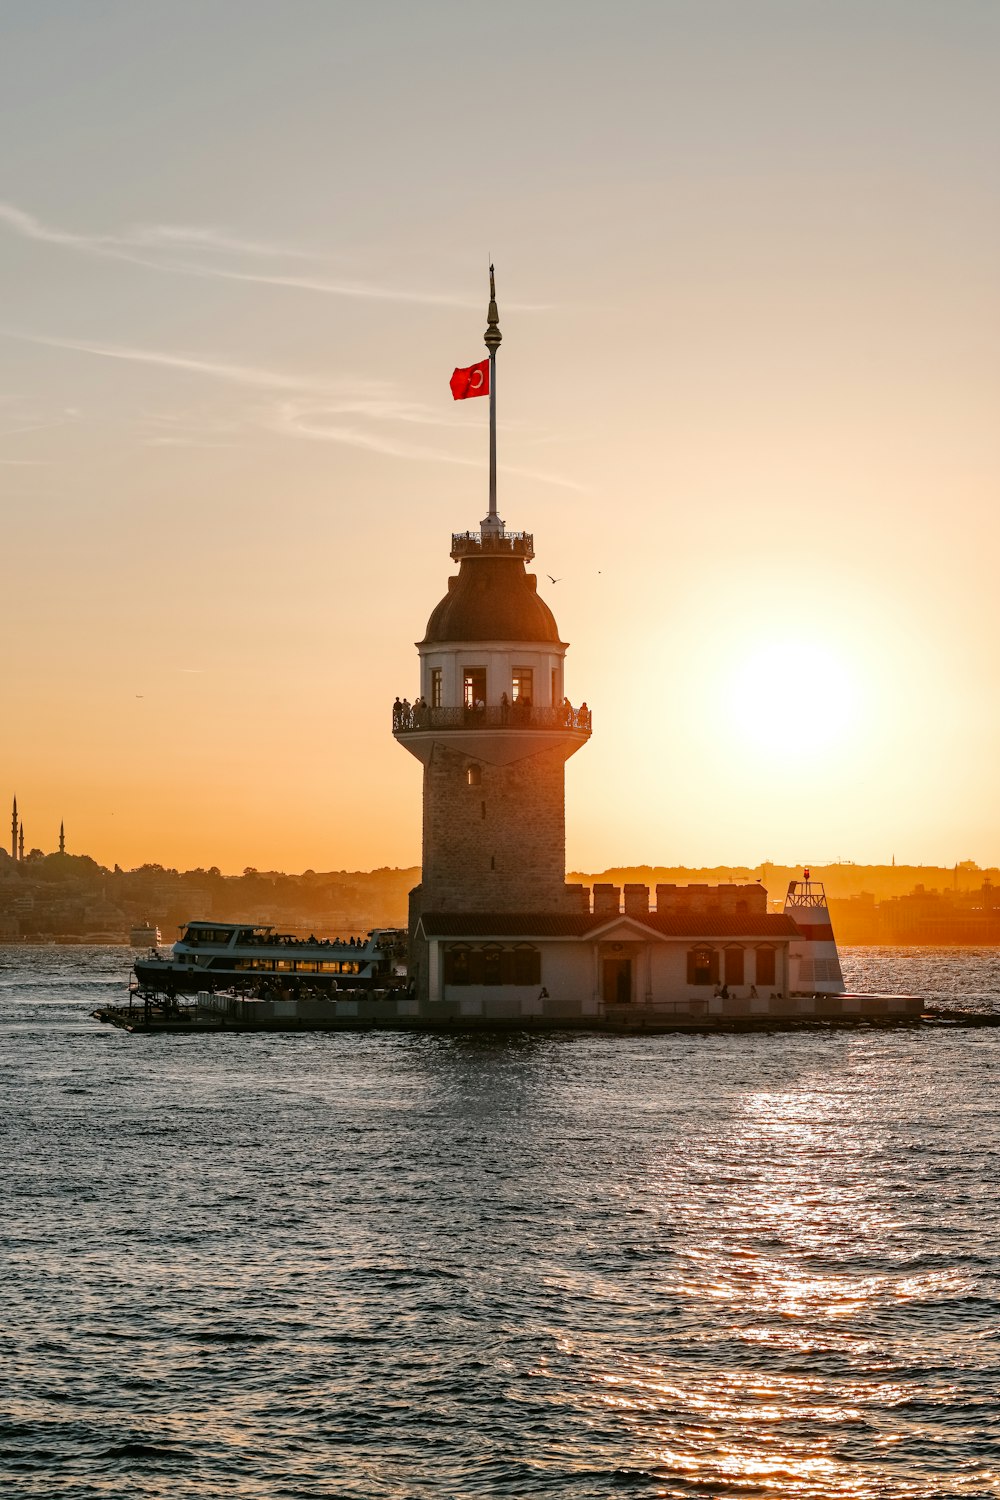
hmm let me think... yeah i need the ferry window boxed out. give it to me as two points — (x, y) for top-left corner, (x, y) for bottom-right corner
(430, 668), (443, 708)
(466, 764), (482, 787)
(512, 667), (533, 704)
(756, 946), (776, 986)
(463, 668), (486, 708)
(723, 946), (744, 986)
(687, 946), (718, 985)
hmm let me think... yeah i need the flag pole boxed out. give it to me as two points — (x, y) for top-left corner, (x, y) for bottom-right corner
(484, 263), (501, 529)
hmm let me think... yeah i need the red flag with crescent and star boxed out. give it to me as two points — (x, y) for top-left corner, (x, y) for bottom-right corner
(450, 359), (490, 400)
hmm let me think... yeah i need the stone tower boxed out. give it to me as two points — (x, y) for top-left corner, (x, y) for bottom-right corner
(393, 270), (592, 1002)
(394, 524), (591, 918)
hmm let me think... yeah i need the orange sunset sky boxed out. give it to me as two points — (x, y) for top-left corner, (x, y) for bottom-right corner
(2, 2), (998, 874)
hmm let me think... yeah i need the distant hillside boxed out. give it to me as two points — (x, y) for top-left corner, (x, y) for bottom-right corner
(2, 848), (998, 941)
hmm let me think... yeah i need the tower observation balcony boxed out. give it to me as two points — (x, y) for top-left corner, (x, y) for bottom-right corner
(392, 701), (591, 737)
(451, 529), (534, 562)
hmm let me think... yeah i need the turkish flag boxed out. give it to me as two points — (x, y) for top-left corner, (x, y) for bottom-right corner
(450, 359), (490, 400)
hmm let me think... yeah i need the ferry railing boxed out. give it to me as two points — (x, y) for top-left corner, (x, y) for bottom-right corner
(392, 702), (592, 735)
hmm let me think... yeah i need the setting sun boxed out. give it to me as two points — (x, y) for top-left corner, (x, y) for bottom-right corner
(727, 637), (865, 758)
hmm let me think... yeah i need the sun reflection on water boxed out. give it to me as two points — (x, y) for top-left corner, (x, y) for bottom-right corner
(526, 1054), (996, 1499)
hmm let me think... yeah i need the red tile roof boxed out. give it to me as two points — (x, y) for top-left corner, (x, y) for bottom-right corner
(417, 911), (800, 940)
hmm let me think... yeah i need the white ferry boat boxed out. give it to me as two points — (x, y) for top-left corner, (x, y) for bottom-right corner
(129, 922), (162, 947)
(133, 921), (404, 996)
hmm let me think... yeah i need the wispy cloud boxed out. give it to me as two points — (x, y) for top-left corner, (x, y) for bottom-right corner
(0, 329), (584, 490)
(145, 435), (236, 449)
(7, 331), (319, 392)
(0, 201), (317, 260)
(0, 200), (538, 310)
(4, 331), (452, 421)
(273, 399), (587, 491)
(0, 396), (81, 444)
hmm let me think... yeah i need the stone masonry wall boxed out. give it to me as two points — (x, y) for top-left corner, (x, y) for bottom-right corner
(421, 740), (576, 914)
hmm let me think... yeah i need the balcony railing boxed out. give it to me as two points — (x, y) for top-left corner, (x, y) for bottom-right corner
(392, 701), (592, 735)
(450, 529), (534, 561)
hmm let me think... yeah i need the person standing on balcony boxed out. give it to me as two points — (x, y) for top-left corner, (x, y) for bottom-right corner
(500, 691), (510, 725)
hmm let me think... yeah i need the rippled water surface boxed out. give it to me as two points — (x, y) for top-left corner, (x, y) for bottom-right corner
(2, 946), (998, 1499)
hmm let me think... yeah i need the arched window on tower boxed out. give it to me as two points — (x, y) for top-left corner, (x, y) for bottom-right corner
(466, 764), (482, 787)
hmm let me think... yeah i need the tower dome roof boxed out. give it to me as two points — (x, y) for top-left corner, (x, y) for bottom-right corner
(421, 555), (563, 645)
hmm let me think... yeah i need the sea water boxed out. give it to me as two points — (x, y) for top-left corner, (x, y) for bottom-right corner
(1, 946), (998, 1499)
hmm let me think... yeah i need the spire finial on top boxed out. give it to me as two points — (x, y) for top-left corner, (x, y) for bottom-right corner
(484, 263), (501, 353)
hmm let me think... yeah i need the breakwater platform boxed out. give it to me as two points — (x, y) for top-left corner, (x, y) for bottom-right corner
(91, 988), (999, 1035)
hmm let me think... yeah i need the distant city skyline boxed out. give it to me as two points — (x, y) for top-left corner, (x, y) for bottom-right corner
(2, 2), (998, 871)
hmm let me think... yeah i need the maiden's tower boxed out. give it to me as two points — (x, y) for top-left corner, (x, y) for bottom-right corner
(390, 272), (867, 1025)
(394, 272), (592, 1000)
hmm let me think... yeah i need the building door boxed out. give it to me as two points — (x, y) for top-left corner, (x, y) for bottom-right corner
(463, 667), (487, 708)
(602, 957), (632, 1005)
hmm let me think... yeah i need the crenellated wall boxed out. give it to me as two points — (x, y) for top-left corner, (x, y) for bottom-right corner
(577, 882), (769, 916)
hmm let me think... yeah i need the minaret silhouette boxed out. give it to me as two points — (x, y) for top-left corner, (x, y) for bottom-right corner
(59, 820), (65, 855)
(11, 797), (16, 860)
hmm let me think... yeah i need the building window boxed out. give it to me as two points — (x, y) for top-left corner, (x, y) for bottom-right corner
(723, 946), (744, 986)
(687, 946), (719, 985)
(755, 946), (776, 986)
(466, 764), (481, 787)
(511, 667), (533, 705)
(463, 667), (486, 710)
(443, 946), (470, 985)
(514, 945), (541, 985)
(443, 943), (540, 986)
(483, 946), (503, 984)
(430, 669), (443, 708)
